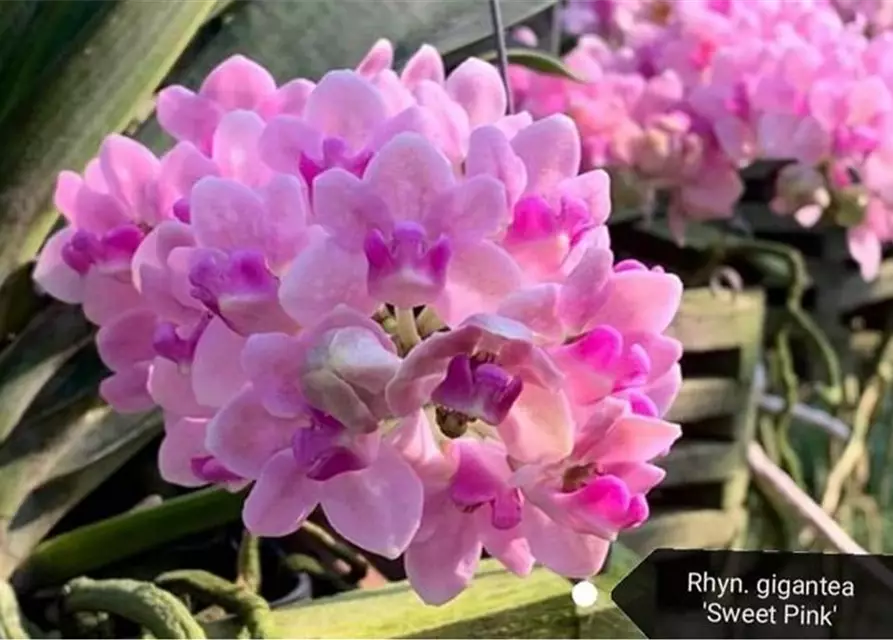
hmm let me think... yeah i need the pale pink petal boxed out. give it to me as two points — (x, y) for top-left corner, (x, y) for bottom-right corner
(259, 78), (316, 119)
(258, 173), (311, 269)
(436, 241), (524, 326)
(413, 81), (470, 163)
(240, 332), (305, 418)
(521, 503), (610, 578)
(258, 116), (319, 175)
(200, 55), (277, 111)
(156, 142), (219, 214)
(54, 172), (82, 222)
(356, 38), (394, 77)
(243, 449), (322, 536)
(493, 112), (534, 139)
(96, 309), (157, 371)
(156, 86), (221, 150)
(211, 110), (271, 187)
(848, 225), (882, 280)
(147, 358), (209, 417)
(99, 135), (161, 224)
(511, 114), (581, 195)
(321, 444), (424, 559)
(206, 386), (296, 478)
(499, 385), (575, 464)
(560, 170), (612, 226)
(73, 187), (128, 232)
(303, 70), (388, 151)
(404, 510), (483, 605)
(424, 175), (508, 240)
(278, 235), (377, 326)
(608, 461), (666, 493)
(586, 269), (683, 334)
(587, 414), (682, 464)
(364, 133), (455, 221)
(99, 365), (154, 413)
(313, 169), (392, 248)
(192, 317), (249, 408)
(34, 228), (84, 304)
(400, 44), (445, 88)
(82, 271), (145, 325)
(370, 70), (416, 115)
(158, 417), (210, 488)
(478, 513), (535, 577)
(465, 126), (527, 207)
(446, 58), (507, 127)
(191, 174), (309, 268)
(385, 411), (455, 487)
(645, 363), (682, 417)
(497, 284), (565, 343)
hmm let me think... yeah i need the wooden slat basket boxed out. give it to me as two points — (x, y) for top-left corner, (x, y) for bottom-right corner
(620, 286), (765, 555)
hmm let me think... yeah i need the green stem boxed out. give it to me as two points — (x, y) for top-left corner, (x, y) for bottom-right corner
(773, 326), (806, 489)
(63, 577), (206, 639)
(236, 532), (261, 593)
(18, 488), (245, 590)
(156, 570), (276, 639)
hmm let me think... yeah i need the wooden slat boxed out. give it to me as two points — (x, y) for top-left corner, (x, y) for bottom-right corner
(667, 288), (765, 353)
(620, 508), (744, 556)
(835, 258), (893, 315)
(665, 377), (740, 423)
(204, 552), (644, 639)
(657, 441), (742, 488)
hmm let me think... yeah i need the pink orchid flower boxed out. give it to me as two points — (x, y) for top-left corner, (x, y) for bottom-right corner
(278, 132), (521, 326)
(386, 313), (574, 464)
(34, 137), (213, 325)
(206, 388), (425, 559)
(156, 55), (314, 154)
(513, 395), (681, 544)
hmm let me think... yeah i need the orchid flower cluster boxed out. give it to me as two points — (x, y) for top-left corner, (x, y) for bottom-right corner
(32, 40), (684, 605)
(514, 0), (893, 279)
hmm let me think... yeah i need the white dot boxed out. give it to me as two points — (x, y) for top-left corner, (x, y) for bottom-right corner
(571, 580), (599, 607)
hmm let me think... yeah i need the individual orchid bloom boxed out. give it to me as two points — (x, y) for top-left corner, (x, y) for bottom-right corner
(239, 305), (402, 434)
(185, 173), (311, 335)
(258, 71), (388, 187)
(33, 137), (215, 324)
(386, 313), (574, 464)
(397, 425), (534, 605)
(512, 395), (681, 549)
(158, 413), (247, 491)
(156, 55), (315, 154)
(278, 132), (521, 326)
(206, 388), (425, 560)
(467, 115), (613, 283)
(497, 246), (683, 416)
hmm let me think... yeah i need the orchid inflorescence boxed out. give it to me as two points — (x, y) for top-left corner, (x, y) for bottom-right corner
(32, 39), (683, 605)
(514, 0), (893, 279)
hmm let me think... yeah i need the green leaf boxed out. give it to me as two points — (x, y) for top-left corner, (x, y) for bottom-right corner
(0, 2), (111, 131)
(0, 425), (157, 582)
(137, 0), (558, 151)
(17, 488), (245, 589)
(478, 47), (585, 82)
(0, 0), (218, 284)
(0, 302), (93, 446)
